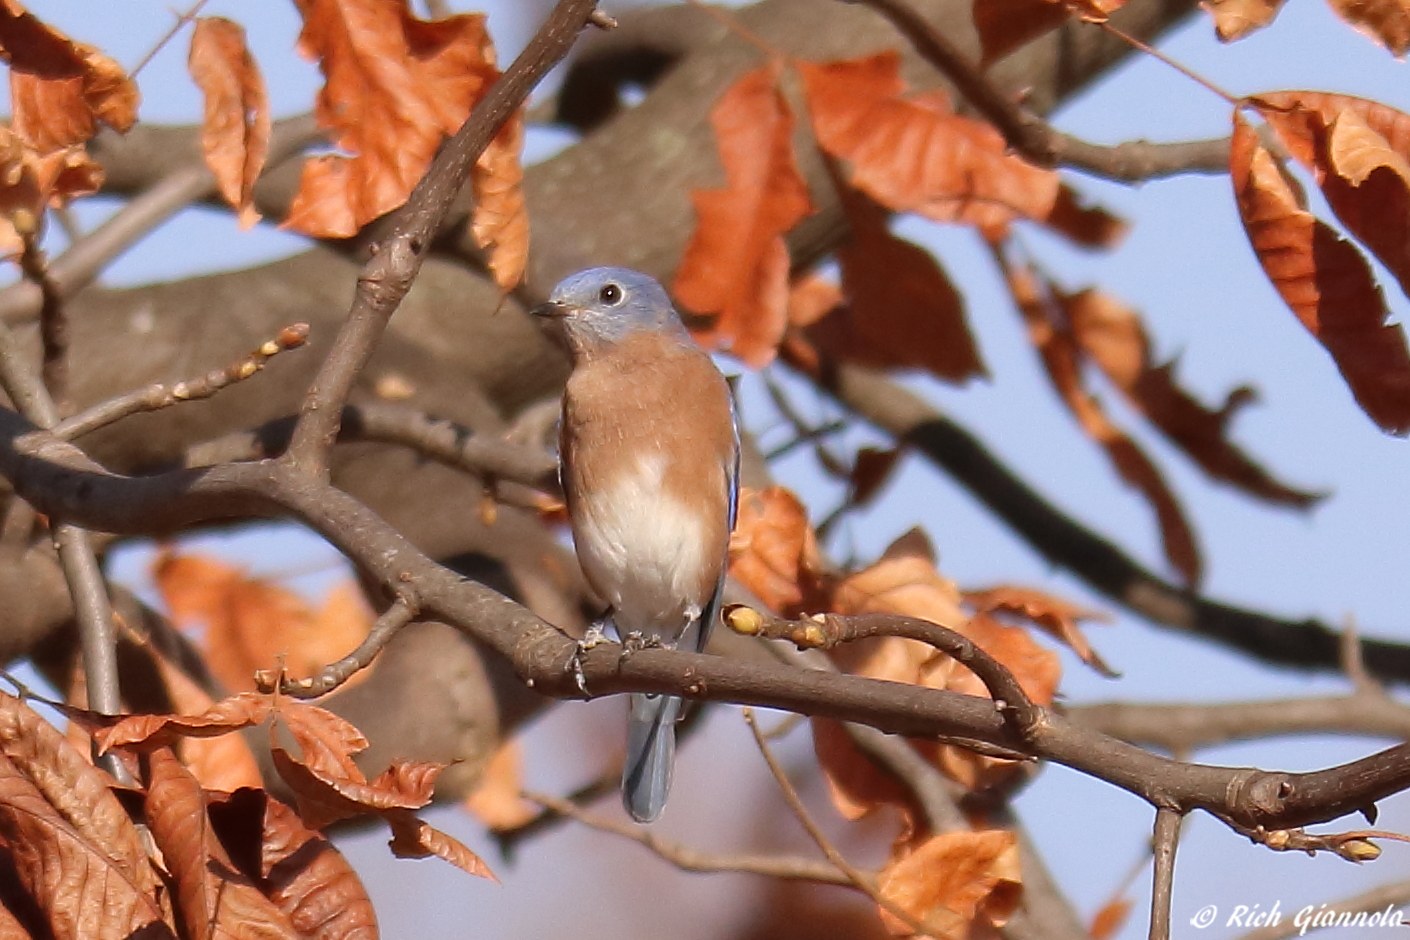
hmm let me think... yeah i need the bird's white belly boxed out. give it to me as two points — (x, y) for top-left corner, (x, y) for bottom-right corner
(573, 454), (707, 640)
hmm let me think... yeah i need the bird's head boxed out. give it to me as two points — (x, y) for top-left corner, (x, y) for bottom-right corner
(532, 267), (686, 357)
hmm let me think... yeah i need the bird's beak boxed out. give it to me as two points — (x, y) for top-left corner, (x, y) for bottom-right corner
(530, 300), (571, 319)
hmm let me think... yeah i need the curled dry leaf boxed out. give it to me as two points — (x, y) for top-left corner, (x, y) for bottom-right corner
(1231, 110), (1410, 434)
(1061, 287), (1320, 507)
(0, 1), (138, 154)
(849, 446), (904, 508)
(1323, 0), (1410, 55)
(804, 175), (986, 383)
(0, 125), (103, 256)
(384, 809), (497, 880)
(259, 796), (379, 940)
(675, 63), (814, 368)
(798, 53), (1121, 247)
(189, 17), (271, 230)
(472, 110), (530, 292)
(1201, 0), (1287, 41)
(1089, 895), (1136, 940)
(0, 692), (158, 898)
(285, 0), (499, 237)
(1003, 255), (1203, 583)
(0, 751), (171, 940)
(144, 748), (300, 940)
(727, 486), (824, 617)
(463, 740), (536, 831)
(154, 552), (374, 693)
(94, 691), (272, 755)
(877, 829), (1022, 937)
(964, 585), (1116, 677)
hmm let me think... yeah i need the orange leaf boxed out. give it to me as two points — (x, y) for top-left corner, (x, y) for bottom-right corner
(277, 700), (368, 785)
(0, 125), (103, 256)
(0, 750), (171, 940)
(1324, 0), (1410, 55)
(258, 796), (379, 940)
(877, 829), (1022, 936)
(965, 585), (1115, 677)
(1061, 288), (1320, 507)
(675, 63), (814, 367)
(144, 748), (300, 940)
(728, 486), (823, 616)
(1201, 0), (1287, 40)
(154, 552), (374, 693)
(472, 110), (529, 292)
(1, 2), (138, 154)
(189, 17), (271, 230)
(810, 716), (915, 823)
(1005, 257), (1203, 582)
(832, 528), (968, 630)
(805, 178), (986, 382)
(284, 0), (498, 237)
(1231, 110), (1410, 433)
(95, 691), (272, 754)
(0, 691), (159, 898)
(973, 0), (1069, 66)
(849, 446), (904, 508)
(800, 53), (1094, 242)
(384, 809), (497, 880)
(147, 648), (267, 792)
(463, 740), (536, 831)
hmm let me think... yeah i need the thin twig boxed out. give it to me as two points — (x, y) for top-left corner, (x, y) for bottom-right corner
(524, 790), (852, 883)
(53, 324), (311, 440)
(844, 0), (1232, 182)
(130, 0), (213, 77)
(682, 0), (781, 59)
(257, 596), (417, 698)
(729, 606), (1043, 740)
(282, 0), (602, 478)
(1097, 21), (1242, 106)
(744, 708), (942, 937)
(1148, 807), (1182, 940)
(18, 234), (70, 410)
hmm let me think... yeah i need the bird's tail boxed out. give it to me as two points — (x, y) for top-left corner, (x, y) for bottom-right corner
(623, 693), (683, 823)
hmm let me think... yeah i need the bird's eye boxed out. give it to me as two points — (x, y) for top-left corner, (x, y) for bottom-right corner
(599, 283), (622, 305)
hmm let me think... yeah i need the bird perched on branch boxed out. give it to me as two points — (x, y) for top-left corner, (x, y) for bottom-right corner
(533, 267), (739, 823)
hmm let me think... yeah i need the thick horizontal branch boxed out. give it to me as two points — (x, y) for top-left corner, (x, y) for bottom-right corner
(1, 407), (1407, 834)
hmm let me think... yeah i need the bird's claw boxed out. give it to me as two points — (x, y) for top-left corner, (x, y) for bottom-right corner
(569, 622), (610, 695)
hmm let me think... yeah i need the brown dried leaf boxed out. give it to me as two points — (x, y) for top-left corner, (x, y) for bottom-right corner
(472, 110), (529, 292)
(1232, 110), (1410, 433)
(1324, 0), (1410, 55)
(189, 17), (271, 230)
(832, 528), (967, 629)
(0, 750), (172, 940)
(284, 0), (498, 236)
(965, 586), (1115, 676)
(675, 63), (814, 367)
(144, 748), (300, 940)
(849, 447), (904, 508)
(809, 717), (915, 822)
(384, 809), (497, 880)
(95, 692), (272, 755)
(463, 741), (536, 831)
(0, 902), (30, 940)
(728, 486), (823, 617)
(805, 178), (986, 382)
(1061, 287), (1320, 507)
(800, 53), (1105, 242)
(1005, 258), (1202, 582)
(148, 651), (266, 792)
(0, 692), (157, 898)
(260, 797), (379, 940)
(154, 552), (374, 693)
(877, 830), (1021, 937)
(277, 701), (368, 785)
(973, 0), (1069, 66)
(0, 126), (103, 255)
(786, 273), (843, 328)
(1201, 0), (1287, 40)
(2, 2), (138, 154)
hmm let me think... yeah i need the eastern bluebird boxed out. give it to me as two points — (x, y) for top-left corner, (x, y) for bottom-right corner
(533, 267), (739, 823)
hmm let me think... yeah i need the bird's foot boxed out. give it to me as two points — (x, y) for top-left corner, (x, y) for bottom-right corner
(618, 631), (665, 663)
(569, 621), (611, 695)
